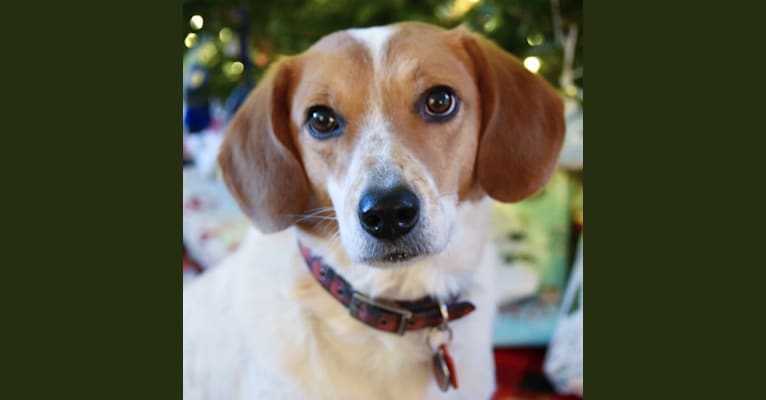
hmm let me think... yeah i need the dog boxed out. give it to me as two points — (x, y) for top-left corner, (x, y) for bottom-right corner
(183, 22), (564, 400)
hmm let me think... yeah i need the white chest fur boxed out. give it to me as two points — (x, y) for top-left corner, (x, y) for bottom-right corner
(183, 199), (498, 400)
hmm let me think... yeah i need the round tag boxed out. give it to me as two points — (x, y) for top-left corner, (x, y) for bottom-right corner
(432, 346), (451, 392)
(432, 344), (458, 391)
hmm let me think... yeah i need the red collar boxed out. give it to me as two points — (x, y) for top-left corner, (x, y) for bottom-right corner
(298, 242), (475, 335)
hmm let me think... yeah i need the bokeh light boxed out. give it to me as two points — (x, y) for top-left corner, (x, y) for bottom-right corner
(523, 56), (541, 73)
(184, 33), (197, 48)
(190, 15), (204, 30)
(218, 27), (233, 43)
(526, 33), (544, 46)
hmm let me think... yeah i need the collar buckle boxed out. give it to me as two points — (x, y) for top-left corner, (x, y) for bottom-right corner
(350, 291), (413, 335)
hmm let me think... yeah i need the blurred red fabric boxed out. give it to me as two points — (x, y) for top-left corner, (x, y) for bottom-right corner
(493, 348), (581, 400)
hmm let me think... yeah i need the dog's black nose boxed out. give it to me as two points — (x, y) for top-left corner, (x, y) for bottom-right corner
(358, 187), (420, 240)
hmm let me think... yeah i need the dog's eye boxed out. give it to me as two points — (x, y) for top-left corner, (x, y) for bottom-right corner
(422, 86), (458, 120)
(306, 106), (342, 139)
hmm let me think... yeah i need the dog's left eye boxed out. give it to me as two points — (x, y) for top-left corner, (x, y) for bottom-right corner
(421, 86), (458, 121)
(306, 105), (343, 139)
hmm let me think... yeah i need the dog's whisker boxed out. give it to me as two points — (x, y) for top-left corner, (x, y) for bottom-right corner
(295, 207), (336, 216)
(294, 216), (338, 223)
(301, 207), (335, 216)
(289, 208), (339, 225)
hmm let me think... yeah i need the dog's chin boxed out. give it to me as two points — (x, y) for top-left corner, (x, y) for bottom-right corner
(341, 224), (452, 268)
(355, 237), (447, 268)
(361, 251), (425, 268)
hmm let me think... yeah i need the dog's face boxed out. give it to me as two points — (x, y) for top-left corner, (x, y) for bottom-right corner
(219, 23), (564, 266)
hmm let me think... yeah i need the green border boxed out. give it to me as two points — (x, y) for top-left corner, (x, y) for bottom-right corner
(6, 0), (757, 398)
(3, 1), (181, 398)
(585, 0), (760, 397)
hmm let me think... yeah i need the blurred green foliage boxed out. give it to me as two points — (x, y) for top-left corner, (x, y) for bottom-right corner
(183, 0), (582, 102)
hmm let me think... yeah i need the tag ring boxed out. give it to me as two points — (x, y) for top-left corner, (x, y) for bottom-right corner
(426, 324), (453, 352)
(438, 300), (449, 325)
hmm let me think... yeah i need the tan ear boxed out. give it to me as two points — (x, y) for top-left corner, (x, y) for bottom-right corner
(459, 30), (565, 202)
(218, 60), (310, 233)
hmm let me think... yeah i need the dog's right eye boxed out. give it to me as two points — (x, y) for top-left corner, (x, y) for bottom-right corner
(306, 106), (343, 139)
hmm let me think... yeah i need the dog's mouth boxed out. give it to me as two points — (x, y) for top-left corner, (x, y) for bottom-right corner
(358, 239), (435, 267)
(366, 250), (419, 264)
(382, 251), (416, 262)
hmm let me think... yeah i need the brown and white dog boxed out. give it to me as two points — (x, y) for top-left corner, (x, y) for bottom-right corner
(183, 22), (564, 400)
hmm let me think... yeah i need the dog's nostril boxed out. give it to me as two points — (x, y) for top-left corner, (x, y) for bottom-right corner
(395, 208), (416, 224)
(357, 187), (420, 241)
(362, 214), (382, 230)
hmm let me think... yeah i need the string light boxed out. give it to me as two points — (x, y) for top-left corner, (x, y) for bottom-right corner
(526, 33), (544, 46)
(483, 16), (500, 32)
(223, 61), (244, 79)
(523, 56), (542, 73)
(218, 27), (233, 43)
(230, 61), (244, 75)
(190, 70), (205, 88)
(184, 33), (197, 48)
(190, 15), (204, 30)
(198, 42), (218, 65)
(254, 52), (270, 67)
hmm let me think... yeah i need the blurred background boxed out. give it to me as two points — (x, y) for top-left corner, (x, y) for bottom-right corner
(182, 0), (582, 398)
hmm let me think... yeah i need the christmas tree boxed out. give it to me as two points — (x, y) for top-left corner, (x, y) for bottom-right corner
(182, 0), (582, 107)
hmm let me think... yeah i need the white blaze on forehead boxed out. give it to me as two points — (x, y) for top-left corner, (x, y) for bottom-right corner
(346, 26), (398, 177)
(347, 26), (396, 67)
(344, 26), (428, 200)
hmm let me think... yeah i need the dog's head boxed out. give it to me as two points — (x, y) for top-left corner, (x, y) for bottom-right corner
(219, 22), (564, 266)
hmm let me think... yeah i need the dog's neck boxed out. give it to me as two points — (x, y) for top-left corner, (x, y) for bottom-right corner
(293, 197), (494, 302)
(231, 198), (497, 397)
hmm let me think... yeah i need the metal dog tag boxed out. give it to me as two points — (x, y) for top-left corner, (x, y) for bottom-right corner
(432, 343), (458, 392)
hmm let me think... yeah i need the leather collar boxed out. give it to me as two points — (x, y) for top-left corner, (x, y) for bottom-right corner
(298, 242), (475, 335)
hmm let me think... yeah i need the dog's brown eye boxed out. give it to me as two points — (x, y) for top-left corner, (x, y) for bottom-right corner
(426, 91), (453, 114)
(306, 106), (343, 139)
(422, 86), (458, 120)
(310, 109), (337, 132)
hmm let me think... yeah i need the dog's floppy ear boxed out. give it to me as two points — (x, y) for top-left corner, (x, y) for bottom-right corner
(459, 30), (565, 202)
(218, 59), (310, 233)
